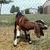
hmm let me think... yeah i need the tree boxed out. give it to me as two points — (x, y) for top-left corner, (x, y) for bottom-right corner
(10, 6), (20, 13)
(15, 7), (20, 12)
(0, 0), (12, 14)
(10, 5), (15, 13)
(38, 6), (43, 14)
(25, 9), (30, 14)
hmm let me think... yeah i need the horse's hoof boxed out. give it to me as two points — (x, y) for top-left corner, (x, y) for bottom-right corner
(29, 41), (32, 44)
(13, 44), (17, 47)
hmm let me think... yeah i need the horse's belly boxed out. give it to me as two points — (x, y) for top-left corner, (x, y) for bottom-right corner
(20, 23), (34, 30)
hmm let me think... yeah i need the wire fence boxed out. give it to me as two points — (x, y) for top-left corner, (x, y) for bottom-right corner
(0, 0), (50, 50)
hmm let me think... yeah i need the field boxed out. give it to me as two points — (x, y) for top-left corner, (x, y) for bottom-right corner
(0, 14), (50, 50)
(0, 14), (50, 26)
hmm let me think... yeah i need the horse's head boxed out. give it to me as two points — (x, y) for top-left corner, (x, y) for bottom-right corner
(16, 12), (24, 17)
(35, 20), (48, 30)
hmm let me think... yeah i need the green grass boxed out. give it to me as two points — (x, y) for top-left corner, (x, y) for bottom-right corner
(0, 14), (50, 26)
(25, 14), (50, 26)
(0, 14), (15, 26)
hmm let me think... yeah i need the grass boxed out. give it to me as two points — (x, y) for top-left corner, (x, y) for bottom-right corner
(25, 14), (50, 26)
(0, 14), (50, 26)
(0, 26), (50, 50)
(0, 14), (15, 26)
(0, 14), (50, 50)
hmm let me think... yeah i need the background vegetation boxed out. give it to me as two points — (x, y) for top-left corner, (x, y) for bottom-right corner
(0, 14), (50, 26)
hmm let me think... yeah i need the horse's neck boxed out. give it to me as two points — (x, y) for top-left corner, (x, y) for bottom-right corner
(19, 17), (23, 23)
(19, 16), (29, 22)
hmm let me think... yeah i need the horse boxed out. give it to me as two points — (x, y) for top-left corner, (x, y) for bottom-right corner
(13, 12), (48, 46)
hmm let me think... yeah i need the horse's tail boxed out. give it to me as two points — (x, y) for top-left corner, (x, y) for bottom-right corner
(34, 22), (40, 38)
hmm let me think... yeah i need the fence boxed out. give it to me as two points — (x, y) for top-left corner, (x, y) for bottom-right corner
(0, 0), (50, 50)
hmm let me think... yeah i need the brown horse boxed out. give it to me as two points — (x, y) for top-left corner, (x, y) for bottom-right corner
(13, 12), (48, 46)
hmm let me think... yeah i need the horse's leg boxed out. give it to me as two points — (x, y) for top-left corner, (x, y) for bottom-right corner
(40, 29), (44, 36)
(34, 22), (41, 38)
(24, 31), (28, 40)
(13, 21), (17, 46)
(27, 33), (32, 44)
(14, 25), (20, 46)
(16, 25), (20, 38)
(24, 31), (32, 44)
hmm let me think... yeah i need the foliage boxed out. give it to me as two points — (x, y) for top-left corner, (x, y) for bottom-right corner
(10, 5), (16, 13)
(10, 6), (20, 13)
(15, 7), (20, 12)
(38, 6), (43, 14)
(25, 9), (30, 14)
(0, 0), (12, 4)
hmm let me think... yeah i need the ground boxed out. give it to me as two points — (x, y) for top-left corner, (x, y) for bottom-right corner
(0, 26), (50, 50)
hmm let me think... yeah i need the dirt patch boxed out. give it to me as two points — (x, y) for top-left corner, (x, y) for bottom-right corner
(0, 26), (50, 50)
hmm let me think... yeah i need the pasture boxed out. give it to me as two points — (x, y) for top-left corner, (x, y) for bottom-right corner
(0, 14), (50, 50)
(0, 14), (50, 26)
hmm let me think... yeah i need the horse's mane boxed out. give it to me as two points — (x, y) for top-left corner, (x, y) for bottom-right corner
(16, 12), (29, 21)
